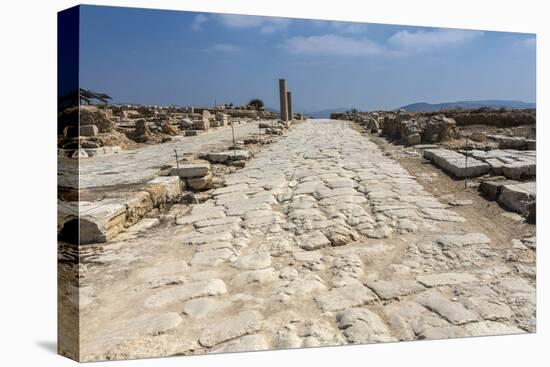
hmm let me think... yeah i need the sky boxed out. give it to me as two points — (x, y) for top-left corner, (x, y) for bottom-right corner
(79, 5), (536, 112)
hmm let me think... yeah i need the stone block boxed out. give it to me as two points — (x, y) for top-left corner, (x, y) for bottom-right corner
(64, 199), (127, 244)
(193, 118), (210, 130)
(187, 173), (213, 191)
(170, 162), (211, 178)
(406, 133), (421, 145)
(479, 177), (518, 201)
(501, 162), (536, 179)
(498, 182), (536, 215)
(424, 149), (490, 178)
(145, 176), (183, 206)
(208, 150), (250, 163)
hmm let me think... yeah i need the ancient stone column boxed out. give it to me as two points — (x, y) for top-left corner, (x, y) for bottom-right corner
(287, 91), (293, 120)
(279, 79), (289, 121)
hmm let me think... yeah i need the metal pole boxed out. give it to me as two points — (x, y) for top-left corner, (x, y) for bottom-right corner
(231, 122), (236, 157)
(464, 138), (469, 189)
(174, 149), (180, 171)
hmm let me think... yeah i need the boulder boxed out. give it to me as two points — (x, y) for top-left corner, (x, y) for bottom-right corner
(160, 121), (179, 135)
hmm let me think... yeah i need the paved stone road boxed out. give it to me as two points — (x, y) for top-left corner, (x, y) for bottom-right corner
(73, 120), (535, 361)
(58, 120), (264, 189)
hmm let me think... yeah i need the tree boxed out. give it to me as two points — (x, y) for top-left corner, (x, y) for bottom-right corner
(248, 98), (264, 110)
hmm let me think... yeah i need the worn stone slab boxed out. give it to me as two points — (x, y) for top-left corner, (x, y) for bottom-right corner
(416, 291), (478, 325)
(298, 231), (331, 251)
(498, 182), (536, 215)
(367, 280), (425, 300)
(67, 199), (127, 245)
(170, 162), (211, 178)
(232, 253), (272, 270)
(463, 321), (524, 336)
(198, 310), (263, 347)
(208, 150), (250, 163)
(315, 284), (377, 312)
(144, 279), (227, 308)
(424, 149), (490, 178)
(336, 308), (394, 343)
(182, 297), (231, 319)
(209, 335), (268, 353)
(435, 233), (491, 248)
(417, 272), (478, 287)
(176, 209), (225, 225)
(190, 248), (235, 267)
(479, 177), (519, 201)
(182, 231), (233, 245)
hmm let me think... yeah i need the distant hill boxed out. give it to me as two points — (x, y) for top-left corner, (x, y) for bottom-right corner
(306, 108), (349, 118)
(397, 100), (536, 112)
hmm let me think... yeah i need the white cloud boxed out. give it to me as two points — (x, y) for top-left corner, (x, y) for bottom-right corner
(191, 14), (208, 31)
(388, 29), (483, 51)
(216, 14), (290, 34)
(207, 43), (242, 53)
(280, 34), (384, 56)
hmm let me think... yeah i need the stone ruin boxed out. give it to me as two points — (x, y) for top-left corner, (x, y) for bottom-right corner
(332, 110), (459, 145)
(57, 103), (280, 158)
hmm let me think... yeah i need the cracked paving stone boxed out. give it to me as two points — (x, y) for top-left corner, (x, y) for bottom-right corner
(417, 272), (478, 287)
(315, 284), (377, 312)
(336, 308), (395, 343)
(198, 310), (263, 348)
(232, 253), (272, 270)
(144, 279), (227, 308)
(366, 280), (425, 300)
(416, 291), (478, 325)
(298, 230), (331, 251)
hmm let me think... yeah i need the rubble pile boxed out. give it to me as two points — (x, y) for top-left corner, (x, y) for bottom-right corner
(263, 120), (292, 136)
(331, 111), (459, 145)
(427, 108), (536, 128)
(58, 104), (279, 159)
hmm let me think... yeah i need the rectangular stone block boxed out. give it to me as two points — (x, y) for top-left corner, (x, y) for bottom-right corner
(424, 149), (490, 178)
(170, 162), (211, 178)
(145, 176), (183, 206)
(498, 182), (536, 215)
(193, 118), (210, 130)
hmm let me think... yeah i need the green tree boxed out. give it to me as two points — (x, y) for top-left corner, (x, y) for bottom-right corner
(248, 98), (265, 110)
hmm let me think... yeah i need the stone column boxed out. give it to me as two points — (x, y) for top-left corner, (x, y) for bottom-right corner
(287, 91), (293, 120)
(279, 79), (289, 121)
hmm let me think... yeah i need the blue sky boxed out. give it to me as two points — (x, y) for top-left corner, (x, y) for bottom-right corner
(79, 5), (536, 112)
